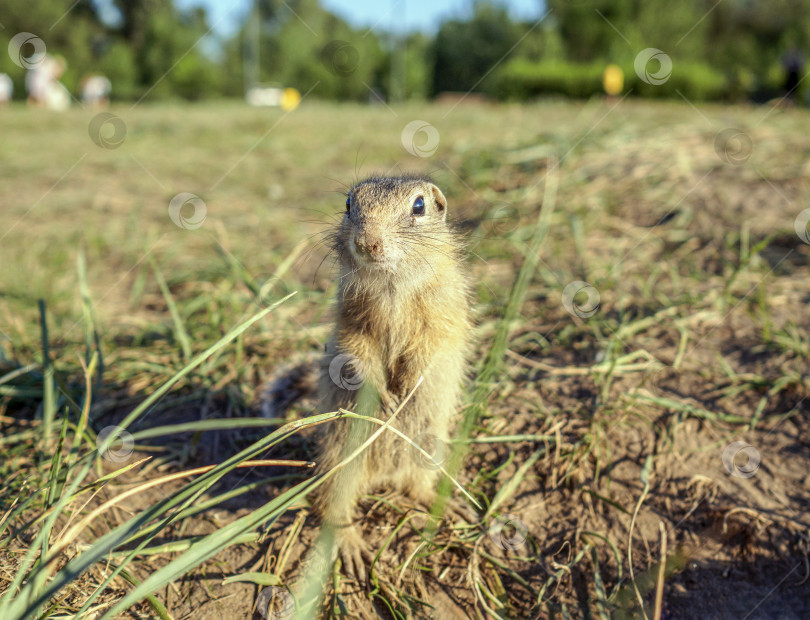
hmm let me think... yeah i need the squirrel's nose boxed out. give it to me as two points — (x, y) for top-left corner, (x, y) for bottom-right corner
(353, 231), (384, 261)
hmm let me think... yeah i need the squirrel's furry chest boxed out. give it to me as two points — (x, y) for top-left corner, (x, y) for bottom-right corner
(334, 286), (434, 396)
(338, 287), (426, 345)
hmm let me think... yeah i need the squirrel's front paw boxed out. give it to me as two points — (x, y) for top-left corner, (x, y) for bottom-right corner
(336, 525), (374, 582)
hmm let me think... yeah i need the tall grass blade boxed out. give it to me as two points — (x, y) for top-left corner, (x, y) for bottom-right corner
(150, 256), (193, 361)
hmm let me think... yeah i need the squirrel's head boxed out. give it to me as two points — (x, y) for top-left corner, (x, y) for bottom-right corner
(338, 175), (454, 277)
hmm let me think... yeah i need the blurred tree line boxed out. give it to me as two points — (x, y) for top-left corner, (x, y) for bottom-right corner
(1, 0), (221, 100)
(0, 0), (807, 102)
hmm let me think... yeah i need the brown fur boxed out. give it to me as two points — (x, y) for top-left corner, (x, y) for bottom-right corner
(313, 175), (472, 575)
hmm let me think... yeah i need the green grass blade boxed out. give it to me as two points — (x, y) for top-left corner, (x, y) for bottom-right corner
(0, 363), (39, 387)
(150, 256), (193, 361)
(129, 417), (287, 441)
(115, 566), (173, 620)
(77, 250), (104, 390)
(37, 300), (55, 447)
(484, 447), (544, 521)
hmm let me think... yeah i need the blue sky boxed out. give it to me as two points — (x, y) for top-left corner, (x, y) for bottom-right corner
(176, 0), (546, 37)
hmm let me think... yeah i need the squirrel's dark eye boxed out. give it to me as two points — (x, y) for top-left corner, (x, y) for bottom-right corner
(345, 197), (351, 212)
(412, 196), (425, 216)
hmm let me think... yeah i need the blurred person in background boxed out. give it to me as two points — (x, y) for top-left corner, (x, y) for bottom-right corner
(26, 54), (70, 111)
(81, 74), (111, 107)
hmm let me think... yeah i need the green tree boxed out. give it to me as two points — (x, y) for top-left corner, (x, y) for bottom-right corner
(114, 0), (220, 100)
(546, 0), (810, 99)
(0, 0), (105, 96)
(224, 0), (387, 101)
(429, 2), (524, 94)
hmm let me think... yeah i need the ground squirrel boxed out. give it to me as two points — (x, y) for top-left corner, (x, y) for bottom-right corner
(310, 174), (473, 578)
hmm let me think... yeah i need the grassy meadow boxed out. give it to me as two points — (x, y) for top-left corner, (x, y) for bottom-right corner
(1, 98), (809, 619)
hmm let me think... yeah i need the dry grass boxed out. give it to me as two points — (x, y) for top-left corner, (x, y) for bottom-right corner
(1, 98), (809, 619)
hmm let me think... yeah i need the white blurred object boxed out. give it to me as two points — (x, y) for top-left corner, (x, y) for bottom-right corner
(81, 74), (111, 107)
(246, 86), (283, 107)
(246, 85), (300, 110)
(25, 60), (52, 101)
(45, 81), (71, 111)
(26, 55), (70, 110)
(0, 74), (12, 104)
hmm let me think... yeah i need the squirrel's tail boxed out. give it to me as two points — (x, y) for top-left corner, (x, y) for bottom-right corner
(259, 353), (319, 419)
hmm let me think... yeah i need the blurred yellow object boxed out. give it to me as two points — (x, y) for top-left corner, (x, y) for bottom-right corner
(603, 64), (624, 96)
(281, 87), (301, 111)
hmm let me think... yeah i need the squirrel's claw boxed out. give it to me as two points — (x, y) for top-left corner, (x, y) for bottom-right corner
(337, 526), (374, 583)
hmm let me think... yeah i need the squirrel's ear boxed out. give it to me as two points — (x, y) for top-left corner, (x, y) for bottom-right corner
(430, 184), (447, 219)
